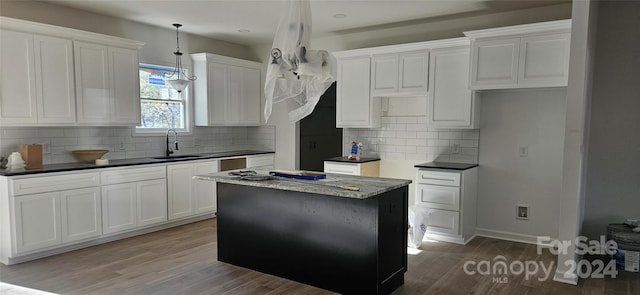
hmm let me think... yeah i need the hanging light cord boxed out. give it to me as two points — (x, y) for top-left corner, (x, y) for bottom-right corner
(168, 23), (196, 81)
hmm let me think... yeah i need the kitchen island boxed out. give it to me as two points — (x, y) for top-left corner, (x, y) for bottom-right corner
(194, 172), (411, 295)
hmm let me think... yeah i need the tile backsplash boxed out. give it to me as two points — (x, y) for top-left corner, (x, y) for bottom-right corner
(0, 126), (275, 165)
(343, 116), (479, 163)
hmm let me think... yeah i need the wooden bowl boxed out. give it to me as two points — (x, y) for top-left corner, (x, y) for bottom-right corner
(71, 149), (109, 163)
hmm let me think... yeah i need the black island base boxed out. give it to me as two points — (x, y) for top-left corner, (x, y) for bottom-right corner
(216, 182), (408, 295)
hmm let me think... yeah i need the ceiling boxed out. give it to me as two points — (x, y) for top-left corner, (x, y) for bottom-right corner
(40, 0), (570, 46)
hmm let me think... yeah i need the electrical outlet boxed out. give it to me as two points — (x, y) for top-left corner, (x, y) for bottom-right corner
(118, 141), (126, 151)
(517, 204), (529, 220)
(194, 138), (201, 147)
(518, 145), (529, 157)
(451, 143), (460, 154)
(42, 143), (51, 154)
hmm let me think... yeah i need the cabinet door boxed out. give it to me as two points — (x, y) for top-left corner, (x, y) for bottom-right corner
(425, 208), (460, 235)
(416, 184), (460, 211)
(13, 192), (61, 253)
(518, 33), (570, 87)
(469, 38), (520, 89)
(428, 46), (476, 128)
(110, 46), (140, 125)
(399, 51), (428, 94)
(208, 63), (227, 125)
(227, 65), (244, 124)
(0, 30), (37, 125)
(75, 41), (111, 123)
(101, 183), (136, 234)
(371, 54), (398, 95)
(336, 57), (375, 127)
(194, 161), (219, 214)
(167, 163), (195, 220)
(324, 162), (360, 175)
(60, 187), (102, 243)
(34, 35), (76, 124)
(137, 179), (167, 227)
(243, 68), (261, 125)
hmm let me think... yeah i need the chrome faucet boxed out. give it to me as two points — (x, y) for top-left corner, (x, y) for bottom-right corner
(165, 128), (179, 157)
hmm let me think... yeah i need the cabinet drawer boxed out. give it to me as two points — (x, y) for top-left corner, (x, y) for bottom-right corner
(246, 154), (274, 168)
(416, 184), (460, 211)
(416, 170), (460, 186)
(11, 172), (100, 196)
(324, 162), (359, 175)
(101, 166), (166, 185)
(425, 208), (459, 235)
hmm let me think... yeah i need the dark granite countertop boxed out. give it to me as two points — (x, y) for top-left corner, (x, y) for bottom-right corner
(0, 150), (274, 176)
(324, 156), (381, 163)
(194, 171), (411, 199)
(414, 161), (478, 171)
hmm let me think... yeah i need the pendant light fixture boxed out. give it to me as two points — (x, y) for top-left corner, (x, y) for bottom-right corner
(167, 23), (196, 93)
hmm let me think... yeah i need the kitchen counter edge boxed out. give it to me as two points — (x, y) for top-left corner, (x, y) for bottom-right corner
(0, 150), (274, 177)
(194, 173), (411, 199)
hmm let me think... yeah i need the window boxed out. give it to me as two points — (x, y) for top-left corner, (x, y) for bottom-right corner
(136, 64), (189, 134)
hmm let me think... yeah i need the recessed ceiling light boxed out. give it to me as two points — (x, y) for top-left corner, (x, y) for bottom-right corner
(333, 14), (347, 19)
(238, 29), (251, 33)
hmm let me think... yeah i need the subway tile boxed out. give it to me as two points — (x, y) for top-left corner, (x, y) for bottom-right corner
(427, 139), (450, 147)
(462, 130), (480, 140)
(438, 131), (463, 140)
(396, 131), (417, 139)
(396, 117), (418, 124)
(397, 145), (417, 153)
(2, 128), (38, 139)
(385, 138), (406, 145)
(417, 131), (439, 139)
(406, 138), (428, 146)
(451, 139), (478, 148)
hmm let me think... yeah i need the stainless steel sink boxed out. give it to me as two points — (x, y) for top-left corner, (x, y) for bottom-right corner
(152, 155), (202, 160)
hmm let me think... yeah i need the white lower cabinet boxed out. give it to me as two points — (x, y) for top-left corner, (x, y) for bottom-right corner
(101, 166), (167, 234)
(60, 187), (102, 243)
(13, 192), (62, 253)
(415, 167), (477, 244)
(168, 160), (219, 220)
(8, 172), (102, 255)
(101, 183), (136, 234)
(323, 160), (380, 177)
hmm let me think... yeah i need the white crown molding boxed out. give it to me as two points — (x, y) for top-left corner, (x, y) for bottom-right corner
(0, 16), (145, 48)
(332, 37), (470, 58)
(463, 19), (571, 39)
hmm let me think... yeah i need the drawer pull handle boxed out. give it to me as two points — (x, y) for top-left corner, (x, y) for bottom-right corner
(421, 176), (456, 181)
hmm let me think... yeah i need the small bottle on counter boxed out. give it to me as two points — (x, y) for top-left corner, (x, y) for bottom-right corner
(349, 141), (362, 161)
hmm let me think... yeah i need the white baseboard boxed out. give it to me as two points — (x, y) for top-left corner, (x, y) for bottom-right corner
(5, 214), (215, 265)
(475, 227), (557, 245)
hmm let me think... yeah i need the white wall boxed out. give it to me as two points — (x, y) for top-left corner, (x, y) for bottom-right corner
(582, 0), (640, 239)
(477, 89), (567, 242)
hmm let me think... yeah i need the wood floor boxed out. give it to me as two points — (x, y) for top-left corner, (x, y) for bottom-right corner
(1, 219), (638, 294)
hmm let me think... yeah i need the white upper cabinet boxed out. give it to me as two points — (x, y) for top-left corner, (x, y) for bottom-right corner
(335, 56), (381, 128)
(371, 54), (398, 94)
(371, 50), (428, 96)
(465, 20), (571, 90)
(0, 17), (144, 126)
(428, 44), (479, 129)
(75, 41), (140, 125)
(0, 30), (75, 125)
(192, 53), (262, 126)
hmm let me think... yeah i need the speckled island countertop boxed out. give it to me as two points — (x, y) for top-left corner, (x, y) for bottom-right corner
(193, 172), (411, 200)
